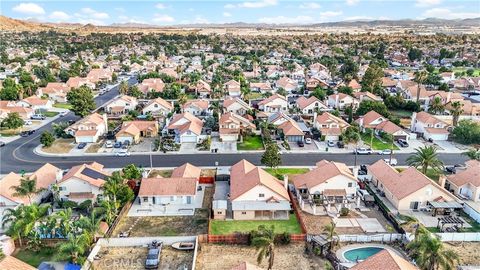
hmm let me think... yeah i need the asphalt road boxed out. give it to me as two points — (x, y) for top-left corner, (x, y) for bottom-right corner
(0, 76), (468, 173)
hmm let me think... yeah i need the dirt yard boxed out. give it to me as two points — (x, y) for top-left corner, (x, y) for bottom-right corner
(42, 138), (74, 153)
(92, 246), (193, 270)
(112, 209), (209, 237)
(444, 242), (480, 265)
(196, 243), (325, 270)
(148, 169), (172, 178)
(85, 143), (102, 153)
(202, 186), (213, 208)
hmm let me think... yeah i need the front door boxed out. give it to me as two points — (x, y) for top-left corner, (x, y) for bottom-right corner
(153, 197), (156, 204)
(186, 196), (192, 204)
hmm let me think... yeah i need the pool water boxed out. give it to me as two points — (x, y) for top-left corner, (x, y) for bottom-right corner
(344, 247), (384, 262)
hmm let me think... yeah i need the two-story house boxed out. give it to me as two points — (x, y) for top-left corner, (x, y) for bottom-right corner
(105, 95), (138, 116)
(219, 112), (256, 142)
(258, 94), (288, 114)
(65, 113), (108, 143)
(313, 112), (350, 141)
(411, 111), (449, 141)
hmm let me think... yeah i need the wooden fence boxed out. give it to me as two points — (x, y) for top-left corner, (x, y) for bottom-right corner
(207, 233), (306, 244)
(288, 190), (307, 235)
(105, 201), (133, 238)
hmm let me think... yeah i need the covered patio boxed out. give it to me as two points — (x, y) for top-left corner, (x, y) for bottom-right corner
(428, 200), (464, 217)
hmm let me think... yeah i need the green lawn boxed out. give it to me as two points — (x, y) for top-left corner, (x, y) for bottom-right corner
(434, 67), (480, 77)
(264, 168), (309, 180)
(53, 103), (72, 109)
(14, 247), (61, 267)
(390, 109), (413, 118)
(209, 214), (302, 235)
(237, 135), (264, 150)
(360, 133), (399, 150)
(44, 111), (59, 117)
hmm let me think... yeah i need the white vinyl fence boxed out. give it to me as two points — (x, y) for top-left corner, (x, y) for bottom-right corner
(435, 232), (480, 242)
(338, 233), (405, 243)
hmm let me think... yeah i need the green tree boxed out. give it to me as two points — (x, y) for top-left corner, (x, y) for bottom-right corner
(451, 120), (480, 144)
(309, 87), (326, 100)
(56, 233), (89, 265)
(463, 148), (480, 161)
(52, 122), (71, 138)
(337, 86), (353, 96)
(78, 209), (104, 244)
(40, 131), (55, 147)
(122, 164), (142, 180)
(407, 233), (458, 270)
(339, 58), (359, 81)
(449, 101), (464, 127)
(261, 143), (281, 171)
(1, 112), (24, 129)
(322, 221), (338, 252)
(67, 86), (95, 117)
(2, 204), (50, 247)
(408, 48), (423, 62)
(119, 81), (129, 95)
(341, 125), (361, 144)
(361, 63), (383, 94)
(127, 85), (143, 98)
(251, 225), (276, 270)
(414, 71), (428, 103)
(428, 96), (445, 115)
(11, 177), (44, 204)
(406, 146), (444, 175)
(0, 78), (22, 100)
(356, 100), (390, 118)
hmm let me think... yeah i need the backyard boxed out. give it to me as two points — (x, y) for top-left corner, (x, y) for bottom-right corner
(209, 214), (302, 235)
(360, 132), (399, 150)
(13, 247), (64, 267)
(237, 134), (263, 150)
(195, 243), (325, 270)
(264, 167), (310, 180)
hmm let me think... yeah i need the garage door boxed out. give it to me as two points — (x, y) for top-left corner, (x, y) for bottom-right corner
(76, 136), (95, 143)
(117, 136), (133, 144)
(181, 135), (197, 143)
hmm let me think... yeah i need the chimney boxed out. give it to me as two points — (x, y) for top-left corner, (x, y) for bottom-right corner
(283, 175), (289, 190)
(55, 169), (63, 183)
(313, 112), (317, 124)
(438, 175), (447, 189)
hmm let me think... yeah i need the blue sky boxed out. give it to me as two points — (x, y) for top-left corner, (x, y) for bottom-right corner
(2, 0), (479, 25)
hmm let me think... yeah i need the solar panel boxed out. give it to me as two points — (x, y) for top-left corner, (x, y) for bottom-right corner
(81, 167), (108, 180)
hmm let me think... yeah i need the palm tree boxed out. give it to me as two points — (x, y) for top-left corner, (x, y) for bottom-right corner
(178, 93), (188, 112)
(11, 177), (44, 204)
(449, 101), (464, 127)
(407, 233), (458, 270)
(2, 204), (50, 247)
(56, 233), (89, 265)
(463, 148), (480, 161)
(78, 209), (104, 245)
(414, 70), (428, 103)
(119, 81), (129, 95)
(100, 200), (117, 225)
(103, 171), (124, 210)
(322, 221), (338, 252)
(251, 225), (276, 270)
(428, 96), (445, 115)
(51, 184), (60, 206)
(406, 146), (444, 175)
(56, 208), (74, 236)
(400, 215), (429, 240)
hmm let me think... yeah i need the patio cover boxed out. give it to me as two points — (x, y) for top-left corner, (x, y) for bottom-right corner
(428, 201), (463, 209)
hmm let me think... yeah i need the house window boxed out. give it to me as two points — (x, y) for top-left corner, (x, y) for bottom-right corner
(348, 183), (353, 187)
(217, 211), (223, 214)
(242, 212), (247, 215)
(170, 196), (175, 201)
(143, 197), (148, 202)
(259, 193), (265, 198)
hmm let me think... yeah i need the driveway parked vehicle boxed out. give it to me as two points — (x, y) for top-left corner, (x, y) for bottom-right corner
(337, 141), (345, 148)
(384, 158), (398, 166)
(327, 140), (335, 147)
(31, 114), (46, 120)
(397, 139), (409, 147)
(378, 149), (392, 155)
(104, 140), (113, 148)
(77, 142), (87, 149)
(305, 138), (312, 144)
(354, 148), (373, 155)
(113, 141), (122, 148)
(297, 141), (305, 147)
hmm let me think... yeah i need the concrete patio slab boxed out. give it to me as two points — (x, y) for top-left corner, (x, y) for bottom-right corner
(357, 218), (386, 233)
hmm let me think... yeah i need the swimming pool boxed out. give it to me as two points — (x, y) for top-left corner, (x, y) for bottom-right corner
(343, 247), (384, 262)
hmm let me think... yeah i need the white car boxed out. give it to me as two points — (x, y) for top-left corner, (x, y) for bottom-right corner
(105, 140), (113, 148)
(116, 150), (130, 157)
(59, 111), (68, 117)
(384, 158), (398, 166)
(355, 148), (373, 155)
(378, 149), (392, 155)
(305, 138), (312, 144)
(24, 120), (33, 125)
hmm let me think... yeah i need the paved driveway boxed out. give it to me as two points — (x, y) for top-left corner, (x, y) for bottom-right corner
(130, 138), (155, 152)
(211, 140), (237, 153)
(179, 142), (197, 153)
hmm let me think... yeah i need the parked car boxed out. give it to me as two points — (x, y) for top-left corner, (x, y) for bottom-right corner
(24, 120), (32, 125)
(104, 140), (113, 148)
(116, 150), (130, 157)
(20, 130), (35, 137)
(297, 141), (305, 147)
(113, 141), (122, 148)
(0, 141), (5, 147)
(77, 142), (87, 149)
(59, 111), (68, 117)
(378, 149), (392, 155)
(355, 148), (373, 155)
(337, 141), (345, 148)
(357, 189), (370, 200)
(305, 138), (312, 144)
(327, 140), (335, 147)
(384, 158), (398, 166)
(31, 114), (46, 120)
(68, 120), (76, 125)
(397, 139), (409, 147)
(445, 164), (465, 174)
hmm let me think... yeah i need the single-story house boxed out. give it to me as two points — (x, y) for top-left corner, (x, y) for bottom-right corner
(116, 121), (159, 144)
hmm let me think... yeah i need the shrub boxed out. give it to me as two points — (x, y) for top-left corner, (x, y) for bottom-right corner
(60, 200), (78, 209)
(340, 207), (349, 217)
(274, 232), (291, 245)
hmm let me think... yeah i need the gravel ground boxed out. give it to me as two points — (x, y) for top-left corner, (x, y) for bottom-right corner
(444, 242), (480, 266)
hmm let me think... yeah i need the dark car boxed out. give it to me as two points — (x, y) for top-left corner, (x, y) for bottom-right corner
(77, 142), (87, 149)
(27, 130), (35, 135)
(113, 141), (122, 148)
(397, 139), (409, 147)
(337, 141), (345, 148)
(297, 141), (305, 147)
(20, 131), (30, 137)
(0, 141), (5, 147)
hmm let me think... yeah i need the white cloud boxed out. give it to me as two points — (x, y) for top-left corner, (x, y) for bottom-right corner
(258, 15), (313, 24)
(320, 11), (343, 18)
(346, 0), (359, 6)
(12, 3), (45, 15)
(193, 16), (210, 24)
(49, 11), (70, 21)
(155, 3), (166, 9)
(299, 2), (321, 9)
(118, 15), (147, 25)
(421, 8), (479, 19)
(80, 8), (109, 19)
(237, 0), (278, 8)
(223, 12), (232, 17)
(224, 4), (236, 9)
(415, 0), (442, 7)
(152, 14), (175, 23)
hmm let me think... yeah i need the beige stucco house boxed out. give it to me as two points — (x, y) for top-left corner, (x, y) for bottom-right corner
(446, 160), (480, 202)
